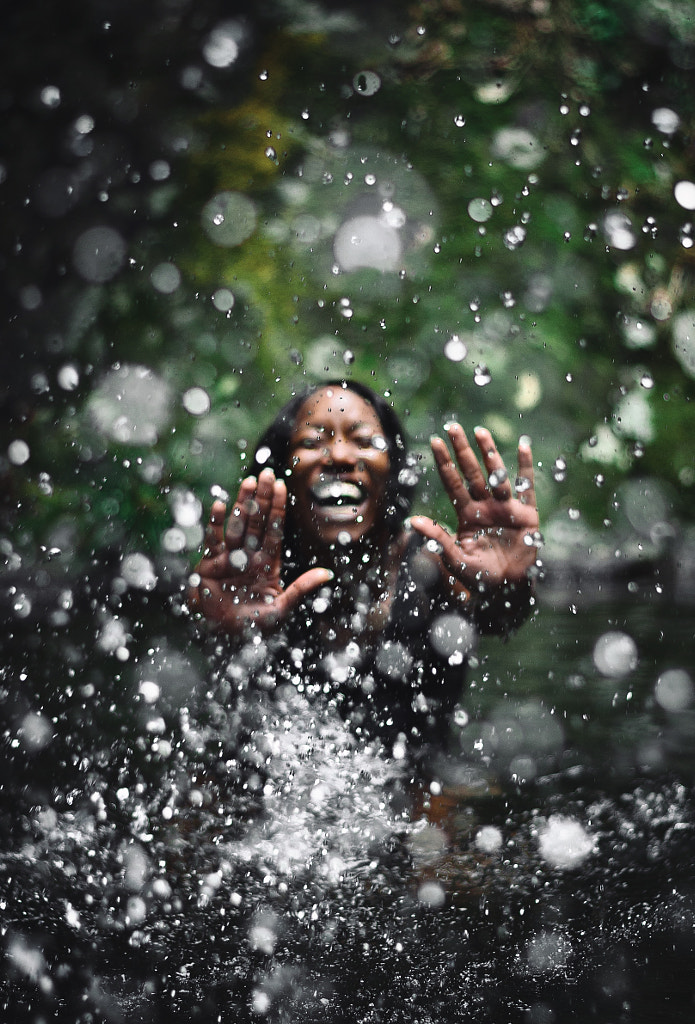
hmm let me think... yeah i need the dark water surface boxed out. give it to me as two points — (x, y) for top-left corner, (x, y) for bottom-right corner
(2, 559), (695, 1022)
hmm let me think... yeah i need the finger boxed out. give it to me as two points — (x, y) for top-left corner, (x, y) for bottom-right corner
(276, 567), (335, 618)
(446, 423), (489, 500)
(204, 499), (227, 553)
(225, 476), (258, 547)
(409, 515), (452, 548)
(410, 516), (472, 576)
(430, 434), (474, 514)
(515, 437), (537, 508)
(260, 479), (288, 568)
(472, 426), (513, 500)
(243, 468), (276, 553)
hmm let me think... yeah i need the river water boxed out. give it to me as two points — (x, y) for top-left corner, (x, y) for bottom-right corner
(2, 545), (695, 1022)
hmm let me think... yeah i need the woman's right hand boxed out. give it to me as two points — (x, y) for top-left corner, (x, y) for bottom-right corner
(188, 468), (333, 637)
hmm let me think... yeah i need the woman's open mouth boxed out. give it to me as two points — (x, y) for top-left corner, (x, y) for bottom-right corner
(310, 478), (366, 520)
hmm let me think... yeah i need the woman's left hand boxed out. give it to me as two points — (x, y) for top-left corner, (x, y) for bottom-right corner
(410, 423), (540, 590)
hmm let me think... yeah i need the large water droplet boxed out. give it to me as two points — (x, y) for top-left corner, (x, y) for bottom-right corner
(353, 70), (381, 96)
(201, 191), (257, 247)
(593, 631), (638, 677)
(674, 180), (695, 211)
(467, 197), (493, 223)
(72, 225), (126, 283)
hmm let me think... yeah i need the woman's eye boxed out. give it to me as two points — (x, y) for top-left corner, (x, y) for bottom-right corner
(298, 437), (321, 449)
(356, 434), (386, 450)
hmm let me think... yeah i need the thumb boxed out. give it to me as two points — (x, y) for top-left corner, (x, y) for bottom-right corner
(276, 568), (335, 617)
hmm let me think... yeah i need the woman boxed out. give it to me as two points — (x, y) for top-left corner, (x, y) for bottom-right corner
(189, 380), (539, 747)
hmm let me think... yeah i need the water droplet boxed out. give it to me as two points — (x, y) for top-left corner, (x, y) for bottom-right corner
(453, 114), (466, 127)
(503, 225), (526, 250)
(489, 468), (508, 489)
(538, 816), (594, 869)
(417, 881), (446, 907)
(72, 225), (126, 283)
(333, 214), (401, 272)
(474, 364), (491, 386)
(467, 197), (493, 223)
(150, 262), (181, 294)
(13, 593), (32, 618)
(453, 706), (469, 728)
(429, 613), (476, 659)
(121, 553), (158, 591)
(139, 680), (161, 704)
(203, 20), (243, 68)
(593, 631), (638, 677)
(201, 191), (257, 247)
(651, 106), (680, 134)
(88, 364), (173, 445)
(444, 334), (467, 362)
(475, 825), (503, 853)
(353, 70), (381, 96)
(655, 669), (694, 712)
(650, 292), (672, 321)
(603, 211), (636, 250)
(8, 439), (30, 465)
(491, 127), (544, 170)
(212, 287), (235, 312)
(183, 387), (211, 416)
(375, 641), (413, 679)
(229, 549), (249, 571)
(674, 180), (695, 211)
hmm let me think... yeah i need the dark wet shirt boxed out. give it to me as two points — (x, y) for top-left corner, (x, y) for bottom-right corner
(279, 535), (476, 747)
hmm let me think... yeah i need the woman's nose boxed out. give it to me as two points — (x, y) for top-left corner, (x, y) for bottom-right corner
(323, 437), (357, 465)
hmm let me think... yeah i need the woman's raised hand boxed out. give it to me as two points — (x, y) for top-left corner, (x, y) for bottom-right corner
(410, 423), (540, 590)
(188, 468), (333, 637)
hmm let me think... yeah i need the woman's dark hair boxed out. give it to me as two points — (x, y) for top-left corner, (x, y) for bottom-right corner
(249, 379), (418, 573)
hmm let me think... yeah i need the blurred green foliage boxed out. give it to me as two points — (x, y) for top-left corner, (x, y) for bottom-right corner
(2, 0), (694, 571)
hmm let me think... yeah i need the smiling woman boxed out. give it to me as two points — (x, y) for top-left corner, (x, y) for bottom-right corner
(188, 380), (540, 751)
(287, 386), (393, 552)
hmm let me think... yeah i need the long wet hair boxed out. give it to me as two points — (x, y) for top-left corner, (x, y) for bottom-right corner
(249, 379), (418, 575)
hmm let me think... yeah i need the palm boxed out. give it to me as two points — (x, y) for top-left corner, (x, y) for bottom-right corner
(411, 424), (539, 588)
(189, 469), (332, 636)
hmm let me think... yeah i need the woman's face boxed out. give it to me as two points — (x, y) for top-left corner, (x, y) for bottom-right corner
(288, 387), (392, 553)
